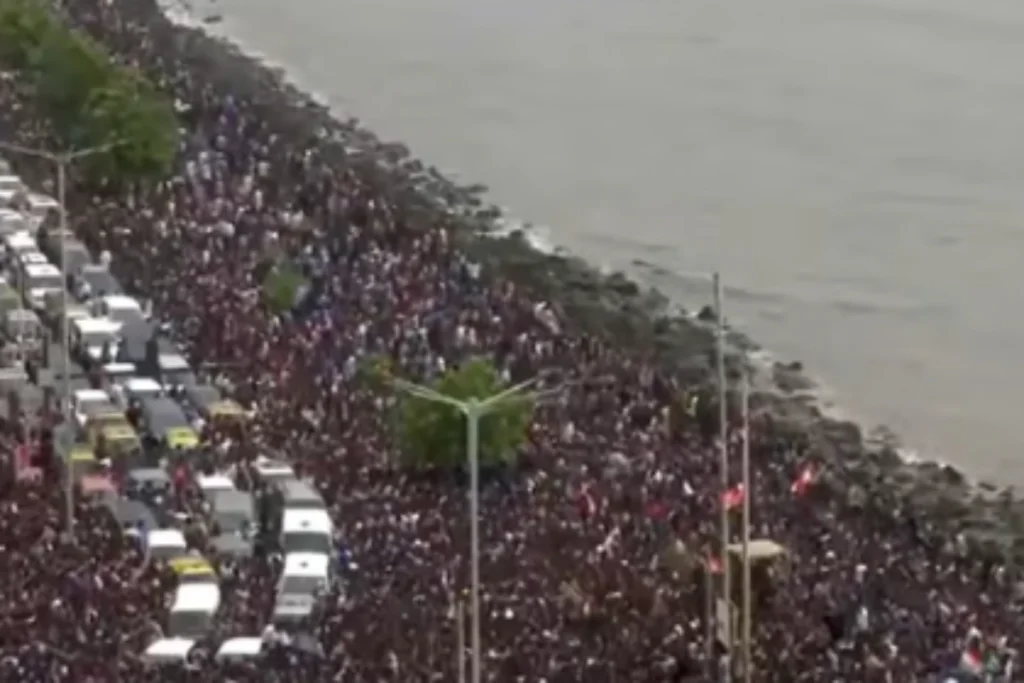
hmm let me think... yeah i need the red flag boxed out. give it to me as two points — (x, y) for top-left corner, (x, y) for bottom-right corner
(645, 500), (668, 520)
(791, 465), (815, 496)
(577, 485), (596, 521)
(960, 647), (983, 675)
(721, 484), (745, 510)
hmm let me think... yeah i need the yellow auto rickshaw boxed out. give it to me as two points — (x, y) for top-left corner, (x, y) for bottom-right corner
(98, 423), (141, 458)
(66, 443), (98, 478)
(87, 409), (131, 448)
(165, 425), (199, 450)
(208, 399), (245, 425)
(169, 556), (217, 583)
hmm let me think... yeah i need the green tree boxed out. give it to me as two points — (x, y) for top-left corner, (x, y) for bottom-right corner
(0, 0), (53, 68)
(79, 72), (179, 180)
(31, 25), (111, 134)
(357, 353), (394, 391)
(0, 0), (179, 185)
(397, 358), (534, 470)
(262, 262), (309, 313)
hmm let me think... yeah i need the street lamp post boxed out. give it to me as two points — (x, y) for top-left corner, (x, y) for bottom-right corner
(0, 139), (122, 536)
(713, 272), (732, 683)
(393, 374), (561, 683)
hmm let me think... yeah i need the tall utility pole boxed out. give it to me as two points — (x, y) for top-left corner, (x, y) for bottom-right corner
(393, 374), (564, 683)
(740, 370), (752, 683)
(713, 272), (732, 682)
(0, 139), (122, 536)
(456, 599), (466, 683)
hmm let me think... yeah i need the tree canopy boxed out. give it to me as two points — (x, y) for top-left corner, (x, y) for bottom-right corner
(396, 358), (534, 471)
(261, 262), (310, 314)
(0, 0), (178, 184)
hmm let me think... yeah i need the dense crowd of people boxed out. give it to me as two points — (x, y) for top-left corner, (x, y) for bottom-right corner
(0, 0), (1022, 680)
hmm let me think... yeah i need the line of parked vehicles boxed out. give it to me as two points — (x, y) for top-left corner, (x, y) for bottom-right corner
(143, 460), (338, 665)
(0, 160), (338, 666)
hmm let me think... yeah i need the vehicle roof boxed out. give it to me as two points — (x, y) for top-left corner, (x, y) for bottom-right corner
(279, 479), (323, 503)
(147, 528), (187, 548)
(26, 193), (58, 207)
(282, 508), (332, 534)
(197, 474), (234, 491)
(140, 396), (187, 415)
(77, 265), (121, 288)
(185, 384), (221, 405)
(5, 231), (34, 247)
(144, 637), (196, 659)
(74, 389), (111, 404)
(102, 361), (136, 376)
(159, 353), (191, 370)
(213, 490), (252, 512)
(108, 499), (156, 528)
(282, 552), (331, 578)
(83, 401), (123, 417)
(6, 308), (38, 322)
(80, 474), (115, 494)
(169, 555), (213, 574)
(170, 583), (221, 612)
(74, 317), (122, 333)
(255, 457), (294, 476)
(118, 317), (154, 345)
(212, 534), (251, 555)
(124, 377), (163, 394)
(129, 467), (169, 482)
(24, 263), (60, 277)
(102, 424), (137, 438)
(103, 294), (142, 310)
(216, 637), (263, 659)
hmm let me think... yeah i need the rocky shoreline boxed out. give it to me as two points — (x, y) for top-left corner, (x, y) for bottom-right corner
(79, 0), (1024, 561)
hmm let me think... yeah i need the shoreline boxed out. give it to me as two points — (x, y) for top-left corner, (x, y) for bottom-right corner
(56, 0), (1024, 561)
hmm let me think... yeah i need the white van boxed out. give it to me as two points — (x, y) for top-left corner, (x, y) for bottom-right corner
(274, 552), (331, 622)
(22, 263), (63, 309)
(282, 509), (333, 557)
(215, 637), (264, 661)
(71, 316), (123, 361)
(93, 293), (145, 325)
(281, 508), (333, 555)
(24, 193), (59, 222)
(167, 583), (221, 639)
(146, 528), (188, 561)
(197, 473), (236, 495)
(4, 230), (37, 257)
(0, 174), (22, 192)
(0, 209), (27, 237)
(143, 637), (196, 664)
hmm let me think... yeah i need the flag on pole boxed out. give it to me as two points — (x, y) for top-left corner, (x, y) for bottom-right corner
(960, 646), (983, 676)
(791, 465), (816, 496)
(721, 484), (745, 510)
